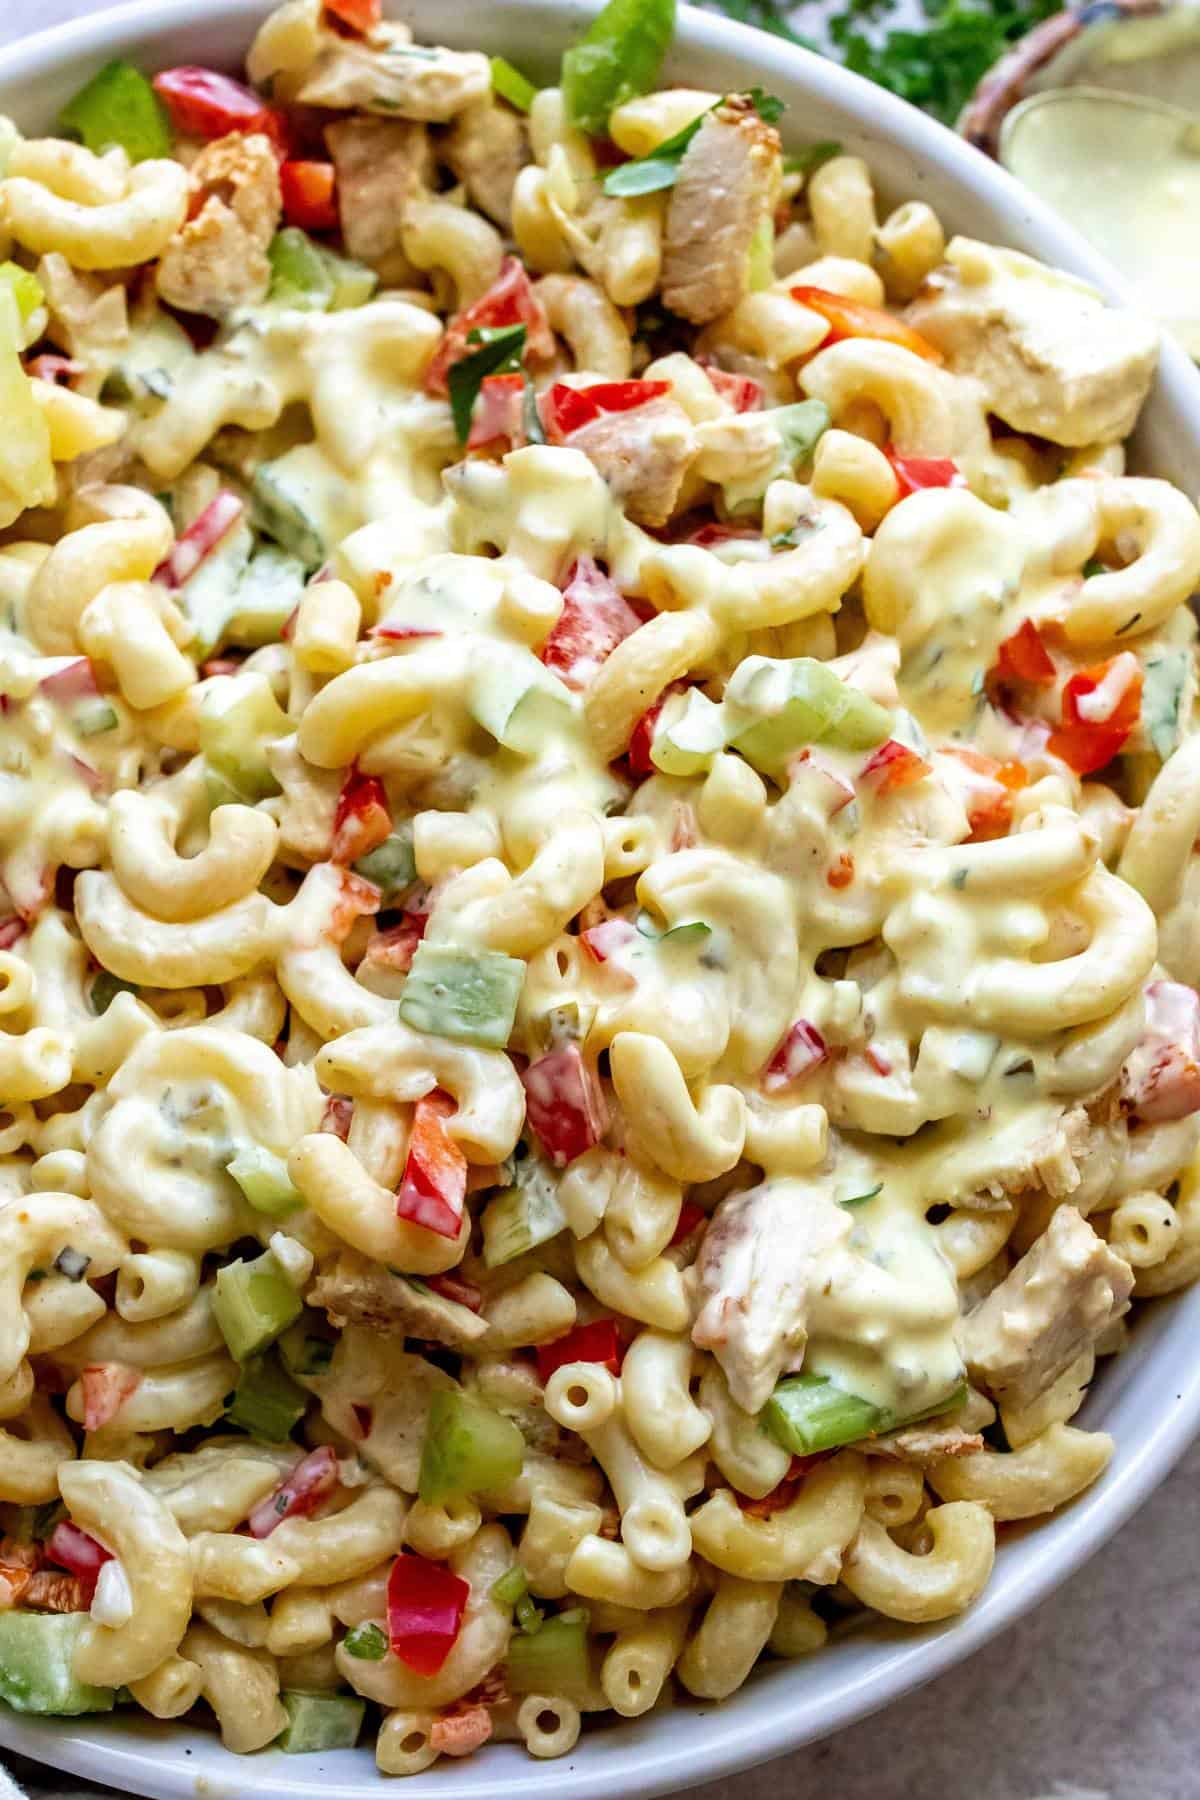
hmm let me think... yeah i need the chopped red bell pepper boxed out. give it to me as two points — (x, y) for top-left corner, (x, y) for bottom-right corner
(26, 355), (83, 387)
(321, 1094), (354, 1139)
(1047, 652), (1143, 775)
(280, 160), (339, 232)
(1122, 980), (1200, 1124)
(362, 919), (424, 974)
(860, 739), (931, 792)
(248, 1445), (340, 1539)
(425, 258), (553, 396)
(426, 1272), (484, 1312)
(396, 1091), (468, 1238)
(152, 67), (285, 146)
(521, 1042), (609, 1169)
(701, 364), (764, 412)
(627, 679), (686, 777)
(790, 287), (943, 363)
(154, 490), (244, 589)
(540, 378), (671, 441)
(331, 769), (392, 866)
(943, 745), (1028, 843)
(579, 916), (638, 963)
(324, 0), (382, 30)
(990, 618), (1057, 689)
(466, 371), (527, 452)
(38, 658), (99, 704)
(387, 1553), (470, 1676)
(669, 1200), (706, 1246)
(763, 1020), (828, 1093)
(538, 555), (643, 693)
(44, 1520), (113, 1606)
(0, 917), (25, 950)
(686, 522), (764, 549)
(79, 1363), (141, 1434)
(329, 869), (382, 941)
(536, 1316), (623, 1383)
(884, 446), (965, 497)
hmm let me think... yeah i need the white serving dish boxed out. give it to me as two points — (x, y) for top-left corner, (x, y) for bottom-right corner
(2, 3), (1200, 1796)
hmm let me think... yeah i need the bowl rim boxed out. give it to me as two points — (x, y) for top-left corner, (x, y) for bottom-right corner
(2, 3), (1200, 1797)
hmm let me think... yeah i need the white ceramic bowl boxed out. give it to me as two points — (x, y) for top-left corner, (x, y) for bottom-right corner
(3, 4), (1200, 1796)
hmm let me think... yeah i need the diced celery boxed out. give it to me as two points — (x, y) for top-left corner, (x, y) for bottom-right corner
(252, 447), (357, 570)
(342, 1620), (388, 1660)
(747, 215), (775, 292)
(75, 699), (118, 737)
(278, 1313), (337, 1379)
(198, 671), (288, 804)
(0, 287), (54, 531)
(277, 1691), (365, 1753)
(225, 1351), (307, 1440)
(482, 1156), (565, 1268)
(58, 60), (171, 163)
(516, 1592), (544, 1633)
(353, 825), (415, 899)
(89, 969), (136, 1016)
(491, 55), (538, 112)
(226, 545), (307, 647)
(725, 655), (891, 773)
(267, 229), (378, 314)
(268, 228), (336, 311)
(763, 1373), (969, 1455)
(0, 1614), (115, 1715)
(562, 0), (676, 135)
(506, 1612), (592, 1704)
(773, 400), (831, 470)
(104, 309), (196, 406)
(491, 1564), (529, 1608)
(0, 263), (43, 325)
(226, 1145), (304, 1219)
(467, 647), (573, 755)
(762, 1373), (883, 1455)
(649, 686), (727, 777)
(213, 1250), (303, 1363)
(399, 943), (525, 1049)
(1142, 651), (1190, 761)
(418, 1390), (525, 1505)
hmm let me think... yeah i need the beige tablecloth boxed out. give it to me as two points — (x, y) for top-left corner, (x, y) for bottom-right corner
(1, 4), (1198, 1797)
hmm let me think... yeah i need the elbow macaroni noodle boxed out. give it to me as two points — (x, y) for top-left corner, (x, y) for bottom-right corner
(0, 2), (1193, 1771)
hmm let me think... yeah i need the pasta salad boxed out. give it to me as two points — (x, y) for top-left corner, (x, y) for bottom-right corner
(0, 0), (1197, 1772)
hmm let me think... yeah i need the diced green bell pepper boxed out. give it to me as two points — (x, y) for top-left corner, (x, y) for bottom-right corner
(341, 1620), (388, 1660)
(213, 1249), (303, 1363)
(562, 0), (677, 136)
(58, 60), (171, 163)
(277, 1690), (365, 1753)
(468, 649), (573, 755)
(418, 1390), (525, 1505)
(0, 1613), (115, 1715)
(399, 942), (525, 1049)
(353, 825), (415, 899)
(226, 1145), (304, 1219)
(225, 1350), (307, 1440)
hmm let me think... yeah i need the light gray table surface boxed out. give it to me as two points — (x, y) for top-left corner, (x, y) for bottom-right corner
(1, 3), (1198, 1796)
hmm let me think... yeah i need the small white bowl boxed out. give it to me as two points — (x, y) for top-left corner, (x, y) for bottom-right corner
(3, 4), (1200, 1796)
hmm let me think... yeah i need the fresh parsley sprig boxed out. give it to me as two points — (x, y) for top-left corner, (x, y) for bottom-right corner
(447, 324), (527, 443)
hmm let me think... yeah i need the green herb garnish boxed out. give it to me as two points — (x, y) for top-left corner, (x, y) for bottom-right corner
(447, 323), (527, 444)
